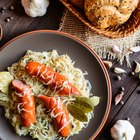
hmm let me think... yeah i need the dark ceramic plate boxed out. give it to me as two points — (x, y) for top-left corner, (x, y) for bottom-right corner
(0, 30), (112, 140)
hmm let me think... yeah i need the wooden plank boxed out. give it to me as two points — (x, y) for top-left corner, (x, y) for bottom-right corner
(0, 0), (64, 47)
(99, 83), (140, 140)
(96, 52), (140, 139)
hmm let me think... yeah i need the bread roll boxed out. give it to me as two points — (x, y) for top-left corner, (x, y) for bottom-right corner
(85, 0), (139, 28)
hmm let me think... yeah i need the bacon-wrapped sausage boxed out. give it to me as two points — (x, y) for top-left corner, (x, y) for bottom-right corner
(11, 80), (36, 127)
(25, 62), (81, 96)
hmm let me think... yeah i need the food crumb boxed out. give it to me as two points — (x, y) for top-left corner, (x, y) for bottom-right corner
(1, 9), (5, 13)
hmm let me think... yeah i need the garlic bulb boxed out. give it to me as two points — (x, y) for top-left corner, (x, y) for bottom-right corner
(21, 0), (49, 17)
(111, 120), (135, 140)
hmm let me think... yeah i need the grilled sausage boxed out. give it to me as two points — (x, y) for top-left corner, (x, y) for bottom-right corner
(38, 95), (71, 137)
(11, 80), (36, 127)
(25, 62), (81, 96)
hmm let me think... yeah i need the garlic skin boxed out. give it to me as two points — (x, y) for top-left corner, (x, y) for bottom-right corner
(21, 0), (49, 17)
(134, 61), (140, 73)
(103, 61), (112, 69)
(111, 120), (135, 140)
(112, 45), (120, 54)
(130, 46), (140, 52)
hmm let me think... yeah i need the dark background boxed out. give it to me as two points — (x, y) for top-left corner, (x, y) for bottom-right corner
(0, 0), (63, 47)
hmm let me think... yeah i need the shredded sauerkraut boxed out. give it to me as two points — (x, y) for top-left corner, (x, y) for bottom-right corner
(1, 50), (93, 140)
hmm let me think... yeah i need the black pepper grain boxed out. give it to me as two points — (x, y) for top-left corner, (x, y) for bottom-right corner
(2, 7), (6, 10)
(130, 72), (135, 76)
(10, 6), (14, 10)
(5, 17), (10, 22)
(1, 9), (5, 13)
(10, 16), (13, 20)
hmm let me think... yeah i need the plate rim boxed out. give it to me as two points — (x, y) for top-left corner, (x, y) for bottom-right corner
(0, 30), (112, 140)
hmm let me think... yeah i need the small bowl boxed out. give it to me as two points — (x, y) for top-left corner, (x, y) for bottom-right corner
(60, 0), (140, 38)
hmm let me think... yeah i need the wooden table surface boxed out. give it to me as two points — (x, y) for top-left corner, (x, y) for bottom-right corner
(0, 0), (140, 140)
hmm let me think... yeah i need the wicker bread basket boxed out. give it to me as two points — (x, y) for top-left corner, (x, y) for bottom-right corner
(59, 0), (140, 38)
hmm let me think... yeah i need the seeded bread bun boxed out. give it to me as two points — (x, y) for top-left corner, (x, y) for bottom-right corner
(69, 0), (85, 8)
(85, 0), (139, 29)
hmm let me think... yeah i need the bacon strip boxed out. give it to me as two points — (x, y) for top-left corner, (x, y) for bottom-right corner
(38, 95), (71, 137)
(11, 80), (36, 127)
(25, 62), (81, 96)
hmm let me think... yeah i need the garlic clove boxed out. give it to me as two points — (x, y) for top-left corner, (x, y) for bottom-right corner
(115, 92), (124, 105)
(114, 67), (126, 74)
(130, 46), (140, 52)
(134, 61), (140, 73)
(112, 45), (120, 54)
(103, 61), (112, 69)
